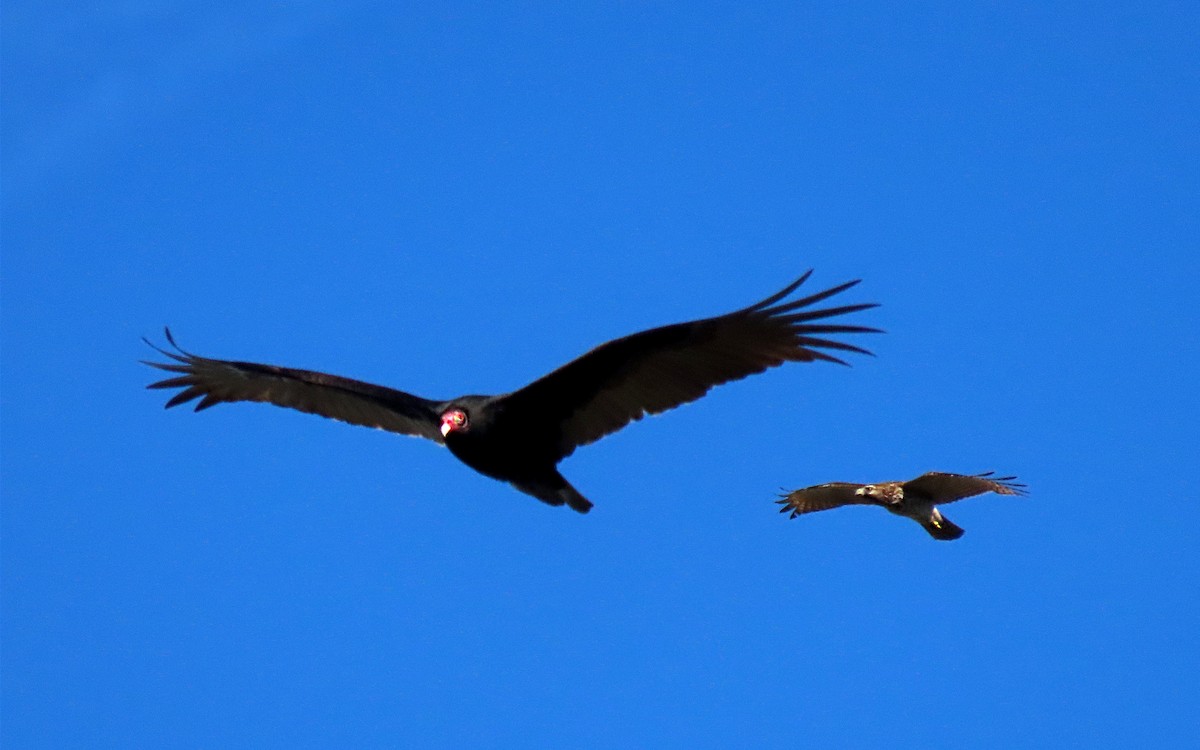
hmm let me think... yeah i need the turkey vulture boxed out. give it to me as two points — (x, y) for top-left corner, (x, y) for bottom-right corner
(144, 271), (878, 513)
(776, 471), (1027, 540)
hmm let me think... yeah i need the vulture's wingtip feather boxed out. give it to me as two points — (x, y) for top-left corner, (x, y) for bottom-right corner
(162, 327), (201, 358)
(742, 270), (814, 313)
(142, 327), (206, 370)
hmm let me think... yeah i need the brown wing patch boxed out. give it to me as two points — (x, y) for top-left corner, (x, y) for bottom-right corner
(776, 482), (870, 518)
(902, 471), (1028, 505)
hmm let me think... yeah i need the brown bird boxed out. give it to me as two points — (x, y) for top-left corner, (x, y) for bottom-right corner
(776, 471), (1027, 540)
(144, 271), (878, 513)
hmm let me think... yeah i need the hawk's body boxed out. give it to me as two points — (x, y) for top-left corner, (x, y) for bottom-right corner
(777, 472), (1026, 540)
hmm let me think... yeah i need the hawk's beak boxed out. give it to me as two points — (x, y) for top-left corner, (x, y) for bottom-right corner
(854, 487), (867, 497)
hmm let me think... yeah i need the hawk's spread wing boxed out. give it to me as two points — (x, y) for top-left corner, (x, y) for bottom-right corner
(902, 471), (1027, 505)
(143, 330), (446, 442)
(776, 482), (872, 519)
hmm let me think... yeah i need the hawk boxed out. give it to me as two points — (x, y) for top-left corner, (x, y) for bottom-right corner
(776, 471), (1026, 540)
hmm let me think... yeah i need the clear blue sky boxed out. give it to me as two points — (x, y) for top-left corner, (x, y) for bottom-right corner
(3, 2), (1197, 747)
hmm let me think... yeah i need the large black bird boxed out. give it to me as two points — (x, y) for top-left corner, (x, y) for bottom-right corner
(145, 271), (878, 513)
(776, 471), (1027, 540)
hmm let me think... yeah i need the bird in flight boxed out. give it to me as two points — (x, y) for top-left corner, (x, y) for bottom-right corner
(776, 471), (1027, 540)
(145, 271), (878, 514)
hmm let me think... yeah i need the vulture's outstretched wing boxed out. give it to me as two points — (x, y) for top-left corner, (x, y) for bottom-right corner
(903, 471), (1027, 505)
(143, 329), (445, 441)
(503, 272), (880, 461)
(776, 482), (871, 518)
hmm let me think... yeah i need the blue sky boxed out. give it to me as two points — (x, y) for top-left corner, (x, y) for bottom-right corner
(3, 2), (1197, 747)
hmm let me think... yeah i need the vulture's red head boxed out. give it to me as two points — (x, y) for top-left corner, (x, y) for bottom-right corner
(440, 409), (468, 437)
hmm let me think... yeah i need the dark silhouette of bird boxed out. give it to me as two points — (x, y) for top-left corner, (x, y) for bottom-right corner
(144, 271), (877, 513)
(776, 471), (1026, 540)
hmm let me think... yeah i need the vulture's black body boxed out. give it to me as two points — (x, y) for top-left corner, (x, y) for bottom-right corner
(145, 271), (878, 513)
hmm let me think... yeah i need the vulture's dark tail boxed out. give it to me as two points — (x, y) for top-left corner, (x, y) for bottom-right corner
(514, 475), (594, 514)
(558, 484), (594, 515)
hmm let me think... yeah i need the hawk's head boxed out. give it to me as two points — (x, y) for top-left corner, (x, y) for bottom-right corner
(856, 483), (903, 505)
